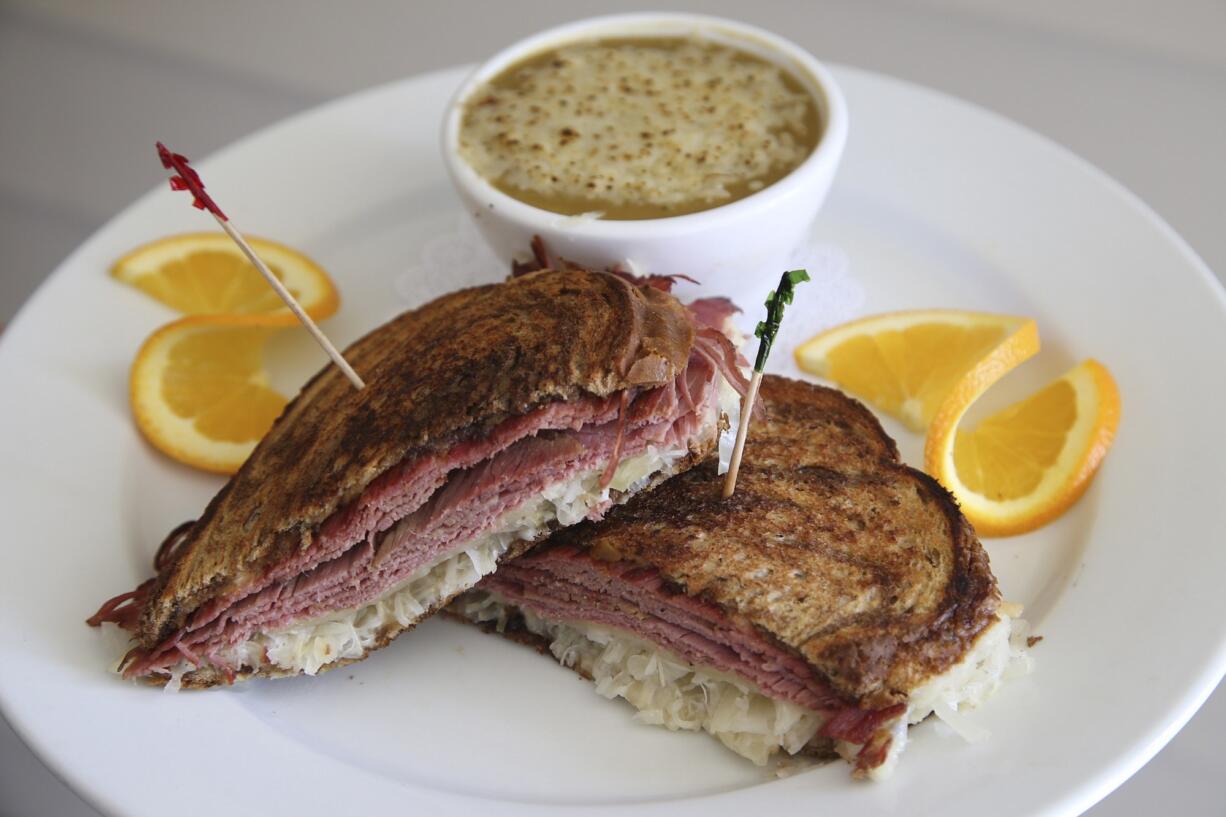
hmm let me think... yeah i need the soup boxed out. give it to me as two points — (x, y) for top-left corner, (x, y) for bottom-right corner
(458, 37), (822, 220)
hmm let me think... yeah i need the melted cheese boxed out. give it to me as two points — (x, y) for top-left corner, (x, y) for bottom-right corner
(459, 38), (819, 219)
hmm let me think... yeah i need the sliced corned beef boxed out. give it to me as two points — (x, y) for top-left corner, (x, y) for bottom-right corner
(113, 330), (740, 680)
(467, 543), (910, 772)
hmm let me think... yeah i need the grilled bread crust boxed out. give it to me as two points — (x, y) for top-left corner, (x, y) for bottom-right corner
(159, 445), (716, 688)
(138, 270), (696, 648)
(545, 376), (1000, 710)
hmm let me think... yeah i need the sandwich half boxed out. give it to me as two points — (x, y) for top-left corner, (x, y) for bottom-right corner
(452, 375), (1028, 779)
(89, 268), (745, 688)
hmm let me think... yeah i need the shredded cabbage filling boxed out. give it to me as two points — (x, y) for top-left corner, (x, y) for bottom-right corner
(208, 445), (686, 678)
(456, 592), (1030, 776)
(857, 610), (1032, 779)
(458, 591), (823, 765)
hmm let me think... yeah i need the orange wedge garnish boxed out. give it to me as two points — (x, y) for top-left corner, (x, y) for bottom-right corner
(926, 359), (1120, 536)
(112, 232), (337, 321)
(795, 309), (1040, 431)
(115, 234), (339, 474)
(796, 309), (1120, 535)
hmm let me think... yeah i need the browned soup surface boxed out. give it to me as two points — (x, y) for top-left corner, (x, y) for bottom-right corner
(458, 37), (821, 220)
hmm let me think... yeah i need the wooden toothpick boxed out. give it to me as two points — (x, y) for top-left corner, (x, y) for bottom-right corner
(155, 142), (365, 390)
(721, 369), (763, 498)
(722, 269), (810, 498)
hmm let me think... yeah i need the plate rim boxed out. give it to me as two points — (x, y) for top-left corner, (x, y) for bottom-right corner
(2, 61), (1224, 817)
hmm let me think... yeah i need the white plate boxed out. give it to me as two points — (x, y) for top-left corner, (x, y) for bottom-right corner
(1, 65), (1224, 817)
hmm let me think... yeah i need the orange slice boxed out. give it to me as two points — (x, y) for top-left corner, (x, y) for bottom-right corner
(130, 316), (290, 474)
(111, 232), (338, 322)
(926, 359), (1120, 536)
(116, 233), (341, 474)
(794, 310), (1040, 431)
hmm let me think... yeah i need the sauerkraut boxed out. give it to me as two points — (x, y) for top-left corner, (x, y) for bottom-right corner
(217, 444), (687, 676)
(459, 592), (823, 766)
(459, 594), (1031, 777)
(842, 611), (1032, 780)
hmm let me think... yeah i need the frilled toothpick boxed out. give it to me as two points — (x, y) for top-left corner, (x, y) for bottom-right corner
(722, 269), (810, 498)
(155, 142), (365, 389)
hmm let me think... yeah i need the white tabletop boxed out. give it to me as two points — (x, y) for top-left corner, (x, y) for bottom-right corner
(2, 2), (1223, 815)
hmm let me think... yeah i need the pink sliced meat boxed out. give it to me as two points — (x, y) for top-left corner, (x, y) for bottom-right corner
(687, 297), (740, 331)
(474, 543), (907, 765)
(118, 340), (727, 679)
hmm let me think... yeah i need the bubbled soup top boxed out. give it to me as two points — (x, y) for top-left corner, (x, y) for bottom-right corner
(458, 37), (822, 220)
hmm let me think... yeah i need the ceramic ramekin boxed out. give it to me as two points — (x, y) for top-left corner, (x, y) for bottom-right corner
(441, 12), (848, 298)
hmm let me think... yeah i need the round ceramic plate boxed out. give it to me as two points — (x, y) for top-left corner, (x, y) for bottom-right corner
(1, 65), (1224, 817)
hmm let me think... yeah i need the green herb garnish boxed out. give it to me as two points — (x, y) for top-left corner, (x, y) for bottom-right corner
(753, 269), (810, 371)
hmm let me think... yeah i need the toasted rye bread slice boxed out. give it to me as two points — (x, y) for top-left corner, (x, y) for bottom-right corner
(167, 445), (716, 689)
(537, 375), (1000, 710)
(138, 269), (696, 648)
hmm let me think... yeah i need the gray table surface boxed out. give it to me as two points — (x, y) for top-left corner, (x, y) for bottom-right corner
(2, 2), (1224, 815)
